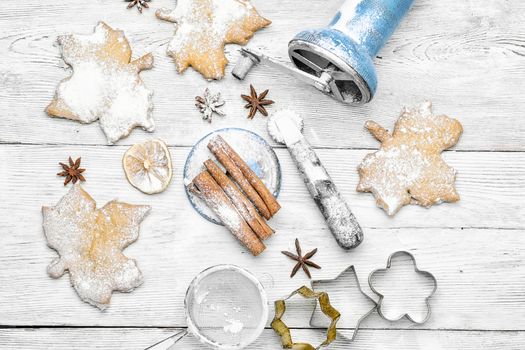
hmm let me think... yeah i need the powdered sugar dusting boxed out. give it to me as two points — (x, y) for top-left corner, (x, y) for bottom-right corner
(212, 197), (242, 231)
(223, 318), (244, 334)
(189, 171), (265, 255)
(267, 110), (362, 249)
(156, 0), (270, 79)
(162, 0), (251, 51)
(184, 129), (280, 224)
(47, 22), (155, 144)
(357, 102), (463, 215)
(267, 109), (304, 144)
(42, 184), (150, 309)
(288, 137), (363, 249)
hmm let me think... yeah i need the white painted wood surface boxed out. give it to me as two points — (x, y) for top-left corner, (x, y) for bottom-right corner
(2, 328), (525, 350)
(0, 0), (524, 349)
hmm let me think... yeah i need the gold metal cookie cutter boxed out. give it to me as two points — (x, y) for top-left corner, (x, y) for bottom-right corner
(271, 286), (341, 350)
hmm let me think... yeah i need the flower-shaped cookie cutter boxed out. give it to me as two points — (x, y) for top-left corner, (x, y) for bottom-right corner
(368, 251), (438, 324)
(310, 265), (377, 342)
(271, 286), (340, 350)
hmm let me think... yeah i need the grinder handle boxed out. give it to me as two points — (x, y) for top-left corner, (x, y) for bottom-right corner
(287, 138), (363, 249)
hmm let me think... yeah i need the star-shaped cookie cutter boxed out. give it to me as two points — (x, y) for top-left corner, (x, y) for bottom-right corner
(368, 251), (438, 324)
(308, 253), (438, 343)
(310, 265), (377, 342)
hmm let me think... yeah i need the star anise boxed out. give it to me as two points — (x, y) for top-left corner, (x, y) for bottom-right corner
(241, 84), (274, 119)
(195, 88), (226, 123)
(126, 0), (151, 13)
(57, 157), (86, 186)
(282, 239), (321, 278)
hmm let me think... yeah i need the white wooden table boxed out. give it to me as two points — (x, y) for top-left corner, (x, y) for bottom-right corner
(1, 0), (524, 349)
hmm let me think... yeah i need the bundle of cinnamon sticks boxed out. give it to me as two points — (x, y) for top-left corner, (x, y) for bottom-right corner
(188, 135), (281, 256)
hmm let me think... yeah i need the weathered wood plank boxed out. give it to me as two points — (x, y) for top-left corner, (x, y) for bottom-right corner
(0, 147), (524, 329)
(1, 328), (524, 350)
(1, 0), (525, 345)
(0, 145), (522, 230)
(0, 0), (524, 149)
(4, 225), (524, 330)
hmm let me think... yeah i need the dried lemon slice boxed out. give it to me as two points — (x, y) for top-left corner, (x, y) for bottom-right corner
(123, 139), (172, 194)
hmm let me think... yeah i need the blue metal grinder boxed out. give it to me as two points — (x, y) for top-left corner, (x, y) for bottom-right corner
(232, 0), (415, 105)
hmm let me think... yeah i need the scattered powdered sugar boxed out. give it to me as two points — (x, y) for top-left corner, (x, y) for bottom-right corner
(49, 22), (154, 144)
(57, 61), (107, 123)
(223, 318), (244, 334)
(186, 266), (266, 347)
(357, 102), (462, 215)
(100, 67), (154, 144)
(360, 147), (426, 215)
(212, 0), (253, 38)
(267, 109), (304, 144)
(267, 110), (362, 249)
(72, 23), (108, 46)
(213, 198), (242, 231)
(288, 138), (363, 249)
(161, 0), (251, 53)
(42, 184), (150, 309)
(190, 171), (266, 255)
(156, 0), (269, 78)
(184, 129), (280, 224)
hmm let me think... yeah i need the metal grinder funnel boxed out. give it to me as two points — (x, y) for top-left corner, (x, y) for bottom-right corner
(233, 0), (415, 105)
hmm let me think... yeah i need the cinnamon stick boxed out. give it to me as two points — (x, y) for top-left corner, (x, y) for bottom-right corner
(205, 159), (274, 240)
(208, 139), (271, 219)
(188, 170), (265, 256)
(208, 135), (281, 219)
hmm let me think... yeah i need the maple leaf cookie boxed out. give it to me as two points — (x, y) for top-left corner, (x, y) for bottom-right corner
(156, 0), (271, 79)
(46, 22), (155, 144)
(42, 184), (150, 309)
(357, 102), (463, 216)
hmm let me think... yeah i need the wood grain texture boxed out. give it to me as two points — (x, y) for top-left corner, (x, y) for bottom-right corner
(0, 0), (524, 149)
(0, 146), (524, 330)
(1, 0), (525, 348)
(1, 145), (522, 231)
(4, 224), (525, 330)
(1, 328), (525, 350)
